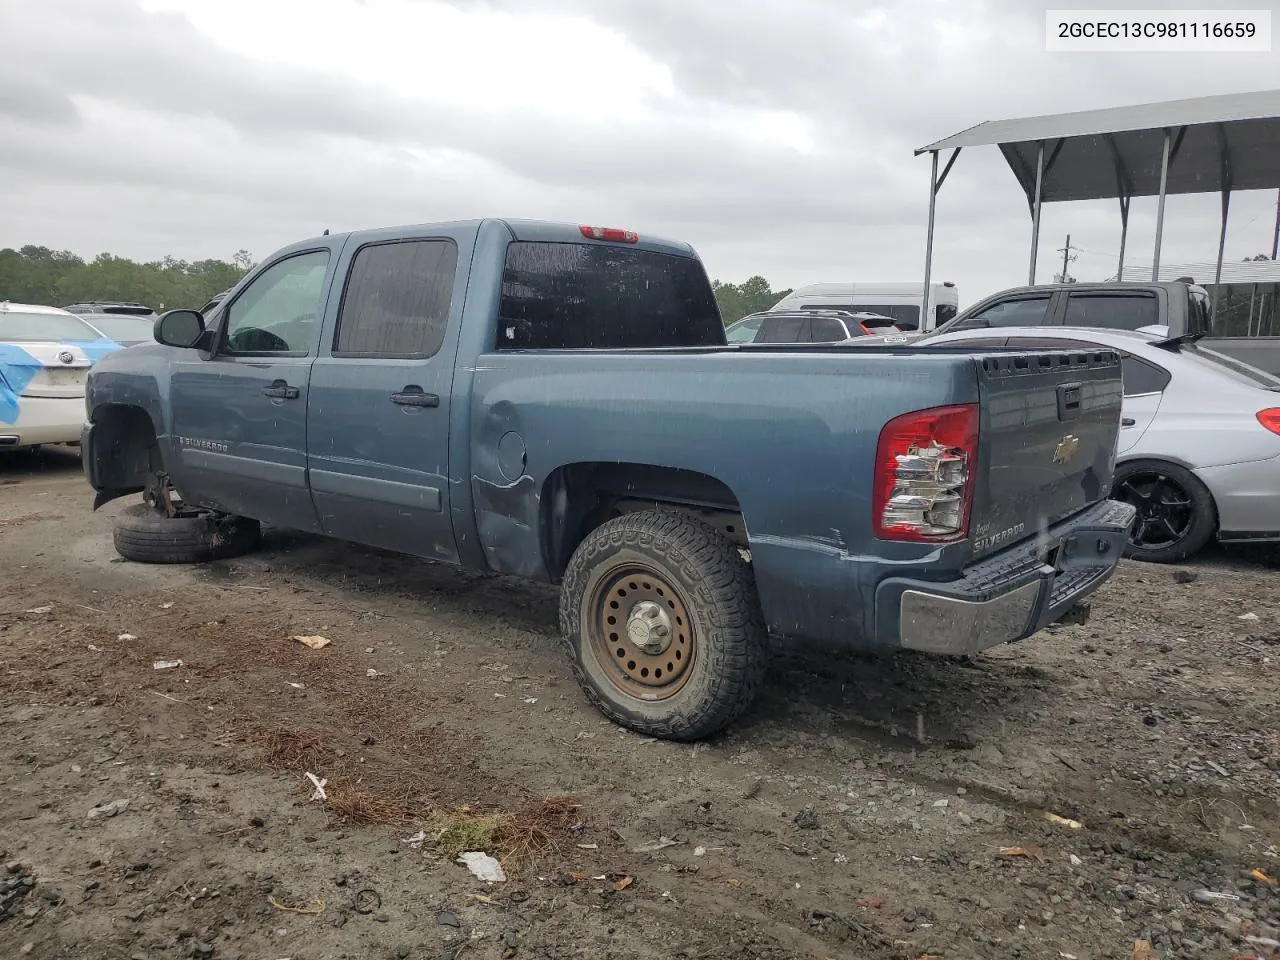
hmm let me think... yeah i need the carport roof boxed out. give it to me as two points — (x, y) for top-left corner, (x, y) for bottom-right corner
(915, 89), (1280, 203)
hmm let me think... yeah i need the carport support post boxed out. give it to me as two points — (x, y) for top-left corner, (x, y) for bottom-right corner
(1214, 188), (1230, 313)
(1152, 128), (1172, 281)
(1116, 194), (1130, 281)
(1028, 141), (1045, 285)
(922, 149), (939, 329)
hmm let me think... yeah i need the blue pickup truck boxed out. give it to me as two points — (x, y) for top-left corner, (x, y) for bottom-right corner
(81, 219), (1135, 739)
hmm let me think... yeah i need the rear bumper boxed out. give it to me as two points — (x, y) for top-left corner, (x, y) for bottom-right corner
(873, 499), (1136, 656)
(0, 396), (86, 448)
(1195, 456), (1280, 543)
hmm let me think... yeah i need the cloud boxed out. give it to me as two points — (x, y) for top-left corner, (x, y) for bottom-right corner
(1, 0), (1277, 304)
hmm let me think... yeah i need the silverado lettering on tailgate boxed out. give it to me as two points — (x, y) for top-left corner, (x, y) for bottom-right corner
(973, 522), (1026, 554)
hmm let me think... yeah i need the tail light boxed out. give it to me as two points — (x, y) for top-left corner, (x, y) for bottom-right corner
(873, 403), (979, 542)
(1258, 408), (1280, 435)
(579, 225), (639, 243)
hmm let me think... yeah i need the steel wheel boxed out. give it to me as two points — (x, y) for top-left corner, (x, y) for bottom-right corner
(587, 566), (695, 700)
(560, 510), (769, 740)
(1116, 471), (1194, 549)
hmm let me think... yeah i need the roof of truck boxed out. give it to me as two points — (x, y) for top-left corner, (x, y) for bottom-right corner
(974, 280), (1199, 297)
(292, 218), (698, 259)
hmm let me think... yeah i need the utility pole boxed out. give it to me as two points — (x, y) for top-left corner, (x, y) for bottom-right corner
(1056, 234), (1079, 283)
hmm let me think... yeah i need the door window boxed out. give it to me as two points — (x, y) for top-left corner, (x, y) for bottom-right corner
(809, 316), (849, 341)
(1120, 355), (1171, 396)
(754, 315), (807, 343)
(953, 296), (1052, 330)
(224, 250), (330, 354)
(726, 317), (764, 342)
(335, 240), (459, 358)
(1063, 293), (1159, 330)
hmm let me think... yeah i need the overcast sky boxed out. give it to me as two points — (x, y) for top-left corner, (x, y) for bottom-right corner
(2, 0), (1278, 306)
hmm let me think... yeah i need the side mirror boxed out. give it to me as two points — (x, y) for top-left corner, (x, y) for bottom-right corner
(154, 309), (205, 348)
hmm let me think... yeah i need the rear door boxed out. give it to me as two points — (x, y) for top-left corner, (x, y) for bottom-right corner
(1116, 355), (1169, 453)
(167, 247), (335, 531)
(305, 230), (470, 562)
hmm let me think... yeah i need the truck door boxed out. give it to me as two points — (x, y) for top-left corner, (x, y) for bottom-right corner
(167, 247), (335, 531)
(305, 230), (471, 562)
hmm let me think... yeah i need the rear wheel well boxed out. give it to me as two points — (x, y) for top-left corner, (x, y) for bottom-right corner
(540, 462), (747, 579)
(89, 405), (162, 503)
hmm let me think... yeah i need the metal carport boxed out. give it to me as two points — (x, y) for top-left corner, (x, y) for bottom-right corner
(914, 89), (1280, 314)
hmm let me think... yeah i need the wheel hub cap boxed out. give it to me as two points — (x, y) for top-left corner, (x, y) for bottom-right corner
(626, 600), (672, 655)
(588, 567), (695, 699)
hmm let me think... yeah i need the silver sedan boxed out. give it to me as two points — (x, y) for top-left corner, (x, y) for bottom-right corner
(909, 325), (1280, 563)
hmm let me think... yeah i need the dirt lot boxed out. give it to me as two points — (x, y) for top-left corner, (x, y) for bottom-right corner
(1, 447), (1278, 960)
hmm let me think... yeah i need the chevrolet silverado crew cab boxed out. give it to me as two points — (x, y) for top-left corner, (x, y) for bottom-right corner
(82, 219), (1136, 740)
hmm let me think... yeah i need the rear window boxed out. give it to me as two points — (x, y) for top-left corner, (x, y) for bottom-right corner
(1187, 345), (1280, 391)
(857, 315), (900, 330)
(496, 242), (724, 350)
(1063, 293), (1158, 330)
(1187, 288), (1214, 334)
(0, 311), (102, 342)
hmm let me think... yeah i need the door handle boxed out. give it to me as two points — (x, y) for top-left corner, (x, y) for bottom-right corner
(391, 386), (440, 408)
(262, 379), (300, 400)
(1121, 417), (1136, 427)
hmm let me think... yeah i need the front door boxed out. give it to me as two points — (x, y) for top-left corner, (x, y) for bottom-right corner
(167, 247), (336, 531)
(306, 232), (467, 561)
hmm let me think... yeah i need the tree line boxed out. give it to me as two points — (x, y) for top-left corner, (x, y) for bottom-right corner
(0, 245), (789, 326)
(0, 246), (253, 312)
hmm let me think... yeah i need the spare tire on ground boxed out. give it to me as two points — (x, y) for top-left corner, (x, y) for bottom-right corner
(112, 503), (262, 564)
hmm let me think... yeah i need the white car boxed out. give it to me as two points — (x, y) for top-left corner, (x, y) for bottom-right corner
(913, 325), (1280, 562)
(0, 302), (121, 450)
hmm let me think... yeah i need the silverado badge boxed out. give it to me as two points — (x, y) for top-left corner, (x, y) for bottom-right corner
(1052, 434), (1079, 465)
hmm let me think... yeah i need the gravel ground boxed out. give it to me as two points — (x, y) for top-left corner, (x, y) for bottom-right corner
(1, 446), (1277, 960)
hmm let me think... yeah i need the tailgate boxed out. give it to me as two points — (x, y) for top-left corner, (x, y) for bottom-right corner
(969, 348), (1123, 558)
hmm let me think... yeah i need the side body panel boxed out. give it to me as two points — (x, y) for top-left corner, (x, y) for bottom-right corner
(467, 348), (981, 647)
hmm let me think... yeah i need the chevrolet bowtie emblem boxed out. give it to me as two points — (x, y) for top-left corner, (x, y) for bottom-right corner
(1052, 434), (1080, 464)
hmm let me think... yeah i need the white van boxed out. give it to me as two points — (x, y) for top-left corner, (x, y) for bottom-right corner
(770, 282), (959, 332)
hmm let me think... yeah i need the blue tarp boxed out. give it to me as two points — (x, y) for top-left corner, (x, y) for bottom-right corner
(0, 339), (121, 425)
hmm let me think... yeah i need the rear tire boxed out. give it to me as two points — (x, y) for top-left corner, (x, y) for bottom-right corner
(1111, 459), (1216, 564)
(112, 503), (261, 564)
(559, 510), (768, 741)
